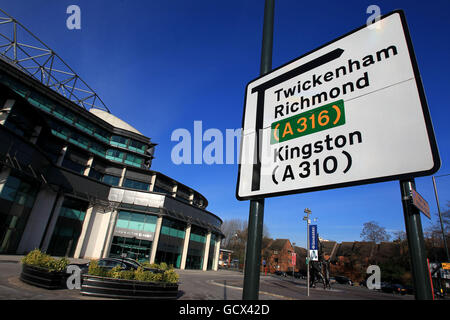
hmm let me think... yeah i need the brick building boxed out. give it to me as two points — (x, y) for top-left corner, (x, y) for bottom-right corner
(261, 239), (296, 273)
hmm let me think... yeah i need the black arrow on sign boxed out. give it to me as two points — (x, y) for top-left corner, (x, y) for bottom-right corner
(250, 48), (345, 191)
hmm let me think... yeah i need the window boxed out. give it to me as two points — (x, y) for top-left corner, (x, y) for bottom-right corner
(94, 128), (110, 143)
(69, 132), (90, 149)
(160, 218), (186, 239)
(75, 117), (95, 135)
(106, 149), (124, 162)
(49, 120), (71, 140)
(102, 174), (120, 186)
(62, 158), (85, 174)
(88, 168), (103, 181)
(28, 93), (53, 113)
(123, 178), (149, 191)
(89, 142), (106, 157)
(128, 140), (146, 154)
(153, 185), (172, 196)
(53, 105), (75, 124)
(124, 153), (144, 167)
(110, 135), (128, 148)
(190, 233), (206, 243)
(0, 175), (37, 208)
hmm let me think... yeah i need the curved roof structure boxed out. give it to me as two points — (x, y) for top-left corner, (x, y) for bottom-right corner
(0, 8), (111, 113)
(89, 108), (142, 135)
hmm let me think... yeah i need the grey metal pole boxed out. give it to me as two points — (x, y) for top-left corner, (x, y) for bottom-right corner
(400, 179), (433, 300)
(307, 218), (310, 297)
(432, 176), (450, 262)
(304, 208), (311, 297)
(242, 0), (274, 301)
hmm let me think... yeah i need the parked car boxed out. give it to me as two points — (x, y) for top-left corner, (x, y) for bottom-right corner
(334, 275), (353, 285)
(392, 284), (407, 295)
(68, 257), (163, 276)
(329, 277), (337, 284)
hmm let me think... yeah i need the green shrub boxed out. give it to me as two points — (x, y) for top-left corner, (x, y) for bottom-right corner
(159, 262), (169, 271)
(163, 269), (179, 284)
(86, 260), (179, 283)
(21, 249), (69, 272)
(116, 270), (135, 280)
(88, 260), (110, 277)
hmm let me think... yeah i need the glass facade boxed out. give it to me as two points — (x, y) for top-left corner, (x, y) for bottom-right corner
(186, 225), (207, 270)
(153, 185), (173, 196)
(0, 74), (151, 170)
(102, 174), (120, 186)
(110, 135), (128, 148)
(109, 211), (157, 263)
(0, 174), (38, 254)
(156, 218), (186, 268)
(47, 198), (88, 257)
(123, 178), (149, 191)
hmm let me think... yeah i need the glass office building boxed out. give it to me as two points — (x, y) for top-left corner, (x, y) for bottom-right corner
(0, 21), (223, 270)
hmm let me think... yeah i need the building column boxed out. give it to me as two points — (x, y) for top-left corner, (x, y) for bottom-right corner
(202, 231), (212, 271)
(149, 174), (157, 192)
(0, 166), (11, 194)
(180, 224), (191, 270)
(172, 185), (178, 198)
(40, 195), (65, 252)
(83, 155), (94, 176)
(17, 187), (58, 254)
(101, 209), (119, 258)
(212, 237), (221, 271)
(73, 205), (95, 258)
(149, 215), (163, 264)
(56, 145), (68, 166)
(0, 99), (15, 125)
(119, 167), (126, 186)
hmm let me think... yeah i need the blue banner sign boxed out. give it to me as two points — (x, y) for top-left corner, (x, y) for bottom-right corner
(309, 225), (318, 251)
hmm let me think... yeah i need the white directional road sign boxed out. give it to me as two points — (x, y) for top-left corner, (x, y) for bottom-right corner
(236, 10), (440, 200)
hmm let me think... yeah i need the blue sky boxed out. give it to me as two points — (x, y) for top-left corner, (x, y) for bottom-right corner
(3, 0), (450, 248)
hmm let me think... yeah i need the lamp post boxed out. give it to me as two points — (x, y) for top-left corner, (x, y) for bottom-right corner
(303, 208), (311, 297)
(432, 175), (450, 262)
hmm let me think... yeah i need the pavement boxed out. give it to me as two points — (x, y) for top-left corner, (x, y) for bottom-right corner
(0, 255), (420, 300)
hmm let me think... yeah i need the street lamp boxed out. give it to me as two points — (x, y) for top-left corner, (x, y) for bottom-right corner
(303, 208), (311, 297)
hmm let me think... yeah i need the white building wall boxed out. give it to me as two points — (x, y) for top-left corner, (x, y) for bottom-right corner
(16, 187), (57, 254)
(80, 207), (112, 259)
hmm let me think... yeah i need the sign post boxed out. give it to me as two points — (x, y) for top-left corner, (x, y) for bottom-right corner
(242, 0), (274, 300)
(400, 179), (433, 300)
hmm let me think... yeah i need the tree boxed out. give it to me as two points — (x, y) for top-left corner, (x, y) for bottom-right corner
(220, 218), (271, 269)
(360, 221), (391, 243)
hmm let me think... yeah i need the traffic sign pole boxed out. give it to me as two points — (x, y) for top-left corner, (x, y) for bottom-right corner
(400, 179), (433, 300)
(242, 0), (274, 300)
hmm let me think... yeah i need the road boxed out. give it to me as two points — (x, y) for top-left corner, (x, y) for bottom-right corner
(0, 256), (414, 300)
(176, 269), (413, 300)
